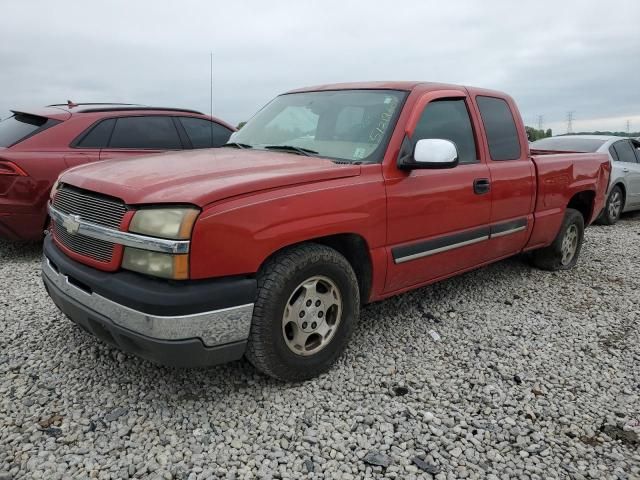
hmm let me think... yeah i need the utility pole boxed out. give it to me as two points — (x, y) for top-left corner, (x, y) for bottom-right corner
(537, 115), (544, 131)
(626, 120), (631, 136)
(566, 111), (575, 134)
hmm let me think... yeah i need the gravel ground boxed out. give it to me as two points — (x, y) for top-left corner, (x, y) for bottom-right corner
(1, 214), (639, 480)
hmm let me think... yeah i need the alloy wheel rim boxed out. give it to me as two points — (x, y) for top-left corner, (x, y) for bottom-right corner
(561, 224), (579, 265)
(608, 191), (622, 219)
(282, 276), (343, 356)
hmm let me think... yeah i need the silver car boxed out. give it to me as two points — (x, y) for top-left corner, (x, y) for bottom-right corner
(531, 135), (640, 224)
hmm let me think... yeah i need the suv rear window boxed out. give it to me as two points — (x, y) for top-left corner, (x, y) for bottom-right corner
(0, 113), (60, 147)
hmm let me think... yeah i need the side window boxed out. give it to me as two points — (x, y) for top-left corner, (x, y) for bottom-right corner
(632, 141), (640, 163)
(413, 99), (478, 164)
(608, 145), (619, 161)
(612, 140), (637, 164)
(109, 116), (182, 149)
(75, 119), (116, 148)
(178, 117), (232, 148)
(476, 96), (521, 161)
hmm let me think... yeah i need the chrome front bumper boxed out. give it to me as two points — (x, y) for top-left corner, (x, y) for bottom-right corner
(42, 255), (254, 347)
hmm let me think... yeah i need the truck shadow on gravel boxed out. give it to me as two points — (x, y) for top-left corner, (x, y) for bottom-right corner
(1, 228), (631, 398)
(56, 254), (539, 396)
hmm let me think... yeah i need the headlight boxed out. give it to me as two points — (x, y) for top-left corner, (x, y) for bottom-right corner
(122, 248), (189, 280)
(124, 207), (199, 279)
(129, 208), (199, 240)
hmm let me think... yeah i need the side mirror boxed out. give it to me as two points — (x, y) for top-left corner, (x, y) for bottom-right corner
(399, 138), (459, 170)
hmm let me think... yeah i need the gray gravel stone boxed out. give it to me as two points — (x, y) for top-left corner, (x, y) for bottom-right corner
(363, 451), (392, 467)
(1, 214), (640, 478)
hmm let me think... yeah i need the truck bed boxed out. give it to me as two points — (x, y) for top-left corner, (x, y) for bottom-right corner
(526, 152), (610, 249)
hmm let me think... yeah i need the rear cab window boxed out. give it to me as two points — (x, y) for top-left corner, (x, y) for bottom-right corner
(0, 113), (60, 147)
(476, 96), (521, 161)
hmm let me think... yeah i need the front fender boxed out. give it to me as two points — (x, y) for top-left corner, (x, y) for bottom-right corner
(189, 167), (386, 279)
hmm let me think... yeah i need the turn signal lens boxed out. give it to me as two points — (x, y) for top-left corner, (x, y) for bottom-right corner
(122, 248), (189, 280)
(0, 160), (28, 176)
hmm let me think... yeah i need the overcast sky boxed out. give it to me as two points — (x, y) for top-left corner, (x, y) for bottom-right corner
(1, 0), (639, 134)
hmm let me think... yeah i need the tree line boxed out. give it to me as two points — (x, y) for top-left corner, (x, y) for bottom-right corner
(525, 127), (553, 142)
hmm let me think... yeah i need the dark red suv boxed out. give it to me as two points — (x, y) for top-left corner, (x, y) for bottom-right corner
(0, 103), (234, 240)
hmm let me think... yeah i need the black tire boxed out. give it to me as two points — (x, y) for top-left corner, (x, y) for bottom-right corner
(530, 208), (585, 271)
(597, 186), (624, 225)
(245, 243), (360, 381)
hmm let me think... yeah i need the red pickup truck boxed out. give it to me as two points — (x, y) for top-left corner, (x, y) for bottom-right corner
(42, 82), (610, 381)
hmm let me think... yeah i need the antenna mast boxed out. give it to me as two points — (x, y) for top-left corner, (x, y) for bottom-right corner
(209, 52), (214, 146)
(210, 52), (213, 117)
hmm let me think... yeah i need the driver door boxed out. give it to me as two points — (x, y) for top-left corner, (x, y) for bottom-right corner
(384, 91), (492, 293)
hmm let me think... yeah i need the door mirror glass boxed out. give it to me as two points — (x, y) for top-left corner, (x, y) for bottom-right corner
(411, 138), (459, 169)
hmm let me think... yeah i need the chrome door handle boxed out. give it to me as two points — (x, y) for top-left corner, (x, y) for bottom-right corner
(623, 168), (630, 173)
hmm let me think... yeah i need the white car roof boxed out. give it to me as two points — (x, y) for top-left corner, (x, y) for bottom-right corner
(557, 135), (623, 141)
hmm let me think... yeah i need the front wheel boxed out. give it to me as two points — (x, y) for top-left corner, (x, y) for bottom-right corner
(530, 208), (585, 271)
(597, 186), (624, 225)
(245, 243), (359, 381)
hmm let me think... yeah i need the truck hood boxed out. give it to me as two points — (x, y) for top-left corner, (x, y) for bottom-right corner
(61, 148), (361, 207)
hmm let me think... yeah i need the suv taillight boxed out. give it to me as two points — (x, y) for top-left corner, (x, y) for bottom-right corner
(0, 160), (28, 176)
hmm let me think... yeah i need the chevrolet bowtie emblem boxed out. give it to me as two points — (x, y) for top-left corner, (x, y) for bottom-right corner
(62, 215), (81, 235)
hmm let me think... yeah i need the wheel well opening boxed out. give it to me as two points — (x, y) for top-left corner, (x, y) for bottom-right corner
(567, 190), (595, 223)
(612, 183), (626, 206)
(313, 234), (373, 305)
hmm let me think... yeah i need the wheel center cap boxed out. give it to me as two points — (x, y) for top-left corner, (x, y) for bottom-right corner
(300, 302), (323, 332)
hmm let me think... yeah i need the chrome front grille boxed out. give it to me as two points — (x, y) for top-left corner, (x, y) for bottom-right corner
(53, 222), (115, 262)
(53, 185), (127, 229)
(52, 185), (127, 263)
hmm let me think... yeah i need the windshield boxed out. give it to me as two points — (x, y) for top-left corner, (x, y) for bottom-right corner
(0, 113), (59, 147)
(530, 136), (606, 153)
(230, 89), (406, 163)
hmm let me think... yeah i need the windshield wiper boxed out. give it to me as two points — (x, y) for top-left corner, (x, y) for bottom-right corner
(222, 142), (253, 149)
(263, 145), (318, 156)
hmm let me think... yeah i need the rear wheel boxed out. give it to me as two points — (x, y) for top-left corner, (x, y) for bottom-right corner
(531, 208), (584, 271)
(598, 186), (624, 225)
(245, 243), (359, 381)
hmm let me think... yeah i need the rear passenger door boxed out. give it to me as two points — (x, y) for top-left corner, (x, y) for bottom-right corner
(472, 95), (535, 259)
(611, 140), (640, 207)
(99, 116), (184, 160)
